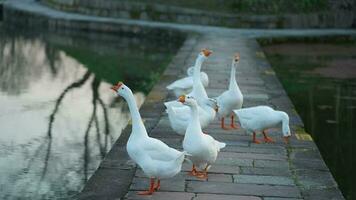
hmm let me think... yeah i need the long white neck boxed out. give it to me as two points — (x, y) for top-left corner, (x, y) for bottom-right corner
(278, 111), (290, 137)
(123, 90), (148, 138)
(186, 103), (203, 137)
(192, 56), (208, 103)
(229, 61), (239, 91)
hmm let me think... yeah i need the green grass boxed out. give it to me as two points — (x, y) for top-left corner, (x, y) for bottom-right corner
(126, 0), (329, 14)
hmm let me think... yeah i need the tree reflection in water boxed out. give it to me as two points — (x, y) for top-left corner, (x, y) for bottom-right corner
(0, 28), (182, 199)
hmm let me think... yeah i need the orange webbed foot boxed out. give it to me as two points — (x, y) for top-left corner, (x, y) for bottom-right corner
(138, 190), (154, 195)
(264, 137), (275, 143)
(138, 178), (155, 195)
(188, 165), (198, 176)
(195, 172), (208, 179)
(253, 139), (262, 144)
(230, 115), (239, 129)
(230, 124), (239, 129)
(262, 131), (275, 143)
(154, 180), (161, 191)
(221, 118), (232, 130)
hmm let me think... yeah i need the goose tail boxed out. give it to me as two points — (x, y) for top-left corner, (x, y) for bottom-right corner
(216, 141), (226, 151)
(176, 151), (190, 164)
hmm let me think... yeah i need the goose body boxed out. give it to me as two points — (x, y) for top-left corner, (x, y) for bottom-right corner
(217, 54), (243, 129)
(166, 66), (209, 98)
(180, 95), (225, 178)
(233, 106), (291, 143)
(165, 49), (216, 135)
(165, 99), (217, 135)
(111, 82), (186, 195)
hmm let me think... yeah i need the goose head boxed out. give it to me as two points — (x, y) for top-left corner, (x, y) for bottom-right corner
(198, 48), (213, 61)
(234, 53), (240, 62)
(178, 95), (198, 107)
(111, 82), (132, 99)
(279, 111), (291, 144)
(233, 53), (240, 65)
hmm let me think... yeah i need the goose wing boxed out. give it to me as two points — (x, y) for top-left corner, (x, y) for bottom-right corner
(234, 106), (274, 129)
(166, 76), (193, 90)
(143, 137), (181, 161)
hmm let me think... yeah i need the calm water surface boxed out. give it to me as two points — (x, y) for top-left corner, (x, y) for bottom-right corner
(0, 27), (183, 199)
(261, 37), (356, 200)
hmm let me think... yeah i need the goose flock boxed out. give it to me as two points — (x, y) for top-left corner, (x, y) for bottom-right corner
(111, 49), (292, 195)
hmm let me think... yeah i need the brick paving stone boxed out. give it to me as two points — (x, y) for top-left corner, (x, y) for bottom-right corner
(244, 93), (269, 101)
(295, 169), (338, 189)
(215, 157), (254, 167)
(130, 177), (185, 192)
(222, 146), (286, 155)
(125, 191), (195, 200)
(254, 160), (289, 169)
(187, 181), (301, 198)
(207, 174), (233, 182)
(240, 167), (291, 176)
(219, 152), (286, 161)
(291, 158), (329, 171)
(233, 175), (295, 186)
(182, 163), (240, 174)
(195, 194), (262, 200)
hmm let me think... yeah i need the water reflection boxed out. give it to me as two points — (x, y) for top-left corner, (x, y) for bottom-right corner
(261, 37), (356, 199)
(0, 28), (182, 199)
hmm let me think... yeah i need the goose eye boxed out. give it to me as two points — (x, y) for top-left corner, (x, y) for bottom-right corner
(121, 88), (124, 90)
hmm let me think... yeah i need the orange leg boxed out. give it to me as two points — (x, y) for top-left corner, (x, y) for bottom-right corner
(195, 165), (209, 179)
(188, 165), (198, 176)
(138, 178), (155, 195)
(154, 179), (161, 191)
(221, 117), (232, 130)
(263, 130), (275, 143)
(230, 115), (239, 129)
(252, 132), (261, 144)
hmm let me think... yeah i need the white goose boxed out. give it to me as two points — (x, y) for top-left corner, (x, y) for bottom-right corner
(180, 95), (225, 179)
(166, 65), (209, 98)
(166, 98), (217, 135)
(216, 53), (243, 130)
(233, 106), (291, 144)
(111, 82), (187, 195)
(165, 49), (217, 135)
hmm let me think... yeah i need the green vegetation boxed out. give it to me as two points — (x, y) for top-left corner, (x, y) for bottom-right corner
(127, 0), (329, 14)
(260, 36), (356, 199)
(50, 33), (184, 94)
(56, 45), (175, 94)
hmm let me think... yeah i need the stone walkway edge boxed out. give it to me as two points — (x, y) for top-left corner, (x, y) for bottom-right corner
(2, 1), (349, 200)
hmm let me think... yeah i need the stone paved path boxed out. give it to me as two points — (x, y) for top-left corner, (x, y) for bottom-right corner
(121, 34), (343, 200)
(2, 1), (350, 199)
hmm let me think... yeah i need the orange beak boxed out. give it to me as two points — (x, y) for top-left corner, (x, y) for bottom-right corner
(202, 49), (213, 57)
(234, 53), (240, 62)
(111, 82), (123, 92)
(178, 95), (186, 103)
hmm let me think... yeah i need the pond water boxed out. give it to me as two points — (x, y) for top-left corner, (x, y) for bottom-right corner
(260, 36), (356, 200)
(0, 27), (183, 199)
